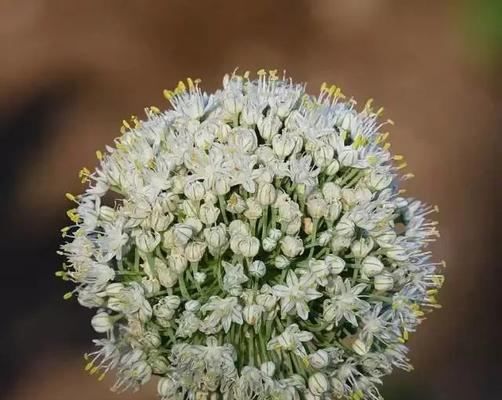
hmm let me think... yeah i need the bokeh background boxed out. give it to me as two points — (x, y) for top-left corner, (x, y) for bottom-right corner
(1, 0), (500, 399)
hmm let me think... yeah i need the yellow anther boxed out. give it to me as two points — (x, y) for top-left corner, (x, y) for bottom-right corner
(383, 142), (391, 150)
(176, 80), (186, 92)
(243, 71), (250, 79)
(60, 226), (70, 237)
(257, 69), (266, 76)
(376, 107), (385, 116)
(85, 362), (93, 371)
(149, 106), (161, 114)
(90, 366), (99, 375)
(427, 289), (438, 296)
(193, 78), (201, 85)
(364, 98), (374, 110)
(163, 89), (174, 100)
(65, 192), (76, 202)
(434, 205), (440, 213)
(66, 209), (80, 223)
(131, 115), (139, 128)
(269, 69), (278, 80)
(78, 167), (90, 180)
(403, 329), (409, 341)
(96, 150), (103, 160)
(63, 292), (73, 300)
(320, 82), (328, 93)
(122, 119), (131, 130)
(334, 87), (345, 99)
(187, 77), (195, 90)
(376, 132), (390, 144)
(387, 118), (395, 125)
(393, 154), (404, 161)
(98, 372), (106, 381)
(403, 173), (415, 179)
(441, 260), (447, 269)
(397, 162), (408, 170)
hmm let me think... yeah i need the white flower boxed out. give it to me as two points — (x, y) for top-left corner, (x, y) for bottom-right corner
(323, 278), (368, 326)
(223, 262), (249, 295)
(200, 296), (243, 333)
(272, 271), (322, 320)
(267, 324), (313, 357)
(61, 71), (443, 399)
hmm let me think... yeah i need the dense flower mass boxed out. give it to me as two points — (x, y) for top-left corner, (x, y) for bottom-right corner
(59, 70), (444, 400)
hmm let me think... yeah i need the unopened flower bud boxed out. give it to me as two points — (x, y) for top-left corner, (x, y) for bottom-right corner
(303, 217), (314, 234)
(194, 272), (207, 284)
(260, 361), (276, 377)
(158, 266), (178, 288)
(275, 255), (290, 269)
(318, 230), (333, 246)
(308, 372), (329, 396)
(237, 236), (260, 258)
(223, 91), (244, 115)
(272, 134), (296, 158)
(352, 338), (370, 355)
(99, 206), (116, 222)
(249, 260), (266, 278)
(262, 237), (277, 252)
(326, 201), (342, 222)
(185, 299), (201, 312)
(184, 241), (207, 263)
(350, 237), (374, 259)
(244, 198), (263, 220)
(322, 182), (341, 202)
(257, 113), (281, 141)
(135, 230), (161, 253)
(168, 253), (188, 274)
(325, 254), (345, 274)
(361, 256), (384, 277)
(308, 349), (329, 369)
(215, 179), (230, 195)
(184, 180), (206, 201)
(313, 144), (335, 167)
(374, 272), (394, 291)
(203, 224), (228, 249)
(243, 304), (262, 325)
(199, 203), (220, 225)
(280, 236), (304, 258)
(257, 183), (277, 205)
(325, 159), (340, 176)
(268, 228), (282, 241)
(367, 170), (393, 191)
(338, 147), (359, 167)
(91, 311), (113, 333)
(307, 197), (327, 219)
(171, 224), (194, 247)
(335, 216), (355, 237)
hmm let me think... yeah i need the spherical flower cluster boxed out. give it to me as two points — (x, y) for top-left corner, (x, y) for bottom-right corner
(59, 70), (444, 400)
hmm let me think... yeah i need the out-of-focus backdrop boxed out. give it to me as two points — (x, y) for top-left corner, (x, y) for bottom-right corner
(1, 0), (500, 399)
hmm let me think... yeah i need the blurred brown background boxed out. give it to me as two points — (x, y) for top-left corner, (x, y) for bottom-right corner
(1, 0), (500, 399)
